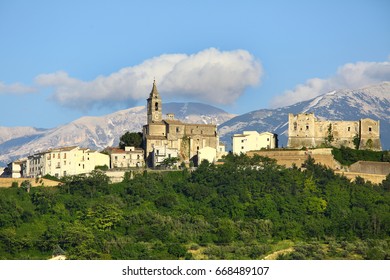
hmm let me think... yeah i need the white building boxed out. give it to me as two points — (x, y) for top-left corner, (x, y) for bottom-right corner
(27, 146), (110, 178)
(151, 145), (179, 168)
(28, 152), (46, 178)
(232, 131), (278, 155)
(105, 146), (145, 169)
(7, 158), (27, 178)
(197, 146), (217, 165)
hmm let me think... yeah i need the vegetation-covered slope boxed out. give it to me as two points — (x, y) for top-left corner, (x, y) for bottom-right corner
(1, 155), (389, 260)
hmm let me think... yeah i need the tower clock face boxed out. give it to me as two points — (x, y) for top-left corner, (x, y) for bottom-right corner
(154, 114), (159, 120)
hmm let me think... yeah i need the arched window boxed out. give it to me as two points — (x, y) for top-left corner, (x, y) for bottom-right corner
(155, 102), (159, 111)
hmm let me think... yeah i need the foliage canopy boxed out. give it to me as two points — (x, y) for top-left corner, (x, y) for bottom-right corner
(0, 154), (389, 260)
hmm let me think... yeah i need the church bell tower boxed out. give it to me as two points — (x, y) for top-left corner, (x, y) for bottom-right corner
(147, 80), (162, 124)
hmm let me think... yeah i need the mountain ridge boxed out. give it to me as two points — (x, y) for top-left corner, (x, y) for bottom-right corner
(1, 83), (389, 166)
(0, 102), (235, 166)
(219, 82), (390, 149)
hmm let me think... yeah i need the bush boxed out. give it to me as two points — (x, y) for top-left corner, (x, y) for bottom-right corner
(168, 244), (187, 258)
(95, 165), (109, 171)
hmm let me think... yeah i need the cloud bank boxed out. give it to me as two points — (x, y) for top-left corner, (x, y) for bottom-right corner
(0, 81), (36, 95)
(271, 60), (390, 108)
(36, 48), (262, 111)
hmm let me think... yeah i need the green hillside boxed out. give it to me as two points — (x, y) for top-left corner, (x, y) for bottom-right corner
(1, 154), (389, 260)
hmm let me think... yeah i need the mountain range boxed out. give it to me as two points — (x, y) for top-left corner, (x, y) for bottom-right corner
(0, 103), (235, 166)
(0, 82), (389, 166)
(219, 82), (390, 149)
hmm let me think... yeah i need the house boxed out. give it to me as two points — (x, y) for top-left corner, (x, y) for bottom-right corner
(232, 131), (278, 155)
(105, 146), (145, 169)
(6, 158), (27, 178)
(27, 146), (109, 178)
(197, 146), (217, 165)
(151, 145), (179, 168)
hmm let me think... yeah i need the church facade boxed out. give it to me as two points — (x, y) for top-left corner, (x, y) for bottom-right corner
(142, 81), (220, 167)
(287, 113), (382, 150)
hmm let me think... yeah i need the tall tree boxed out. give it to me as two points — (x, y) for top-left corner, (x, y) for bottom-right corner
(119, 132), (143, 149)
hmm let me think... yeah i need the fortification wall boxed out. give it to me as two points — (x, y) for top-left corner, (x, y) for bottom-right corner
(349, 161), (390, 175)
(0, 178), (60, 188)
(247, 148), (341, 169)
(334, 171), (387, 184)
(288, 113), (382, 150)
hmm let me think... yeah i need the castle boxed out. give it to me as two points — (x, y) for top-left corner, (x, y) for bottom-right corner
(287, 113), (382, 150)
(142, 81), (222, 167)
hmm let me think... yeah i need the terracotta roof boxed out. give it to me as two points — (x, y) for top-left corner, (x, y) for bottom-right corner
(47, 146), (78, 152)
(107, 147), (126, 154)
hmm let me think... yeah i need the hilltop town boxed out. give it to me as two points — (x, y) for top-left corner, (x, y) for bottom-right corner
(0, 81), (389, 261)
(1, 81), (388, 185)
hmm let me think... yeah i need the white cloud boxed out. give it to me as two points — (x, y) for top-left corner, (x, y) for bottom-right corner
(35, 48), (262, 110)
(271, 60), (390, 108)
(0, 81), (36, 95)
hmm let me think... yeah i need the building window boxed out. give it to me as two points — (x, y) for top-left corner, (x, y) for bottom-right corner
(155, 102), (159, 111)
(267, 138), (269, 141)
(369, 127), (372, 132)
(306, 125), (309, 130)
(241, 146), (244, 150)
(176, 127), (179, 133)
(348, 127), (351, 132)
(293, 122), (297, 130)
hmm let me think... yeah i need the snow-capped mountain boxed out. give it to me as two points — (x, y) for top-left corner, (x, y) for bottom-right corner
(1, 83), (389, 166)
(0, 102), (235, 166)
(218, 82), (390, 150)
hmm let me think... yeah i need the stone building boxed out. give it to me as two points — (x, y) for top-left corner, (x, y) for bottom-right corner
(142, 81), (220, 167)
(287, 113), (382, 150)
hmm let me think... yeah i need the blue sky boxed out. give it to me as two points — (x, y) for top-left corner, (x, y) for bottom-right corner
(0, 0), (389, 128)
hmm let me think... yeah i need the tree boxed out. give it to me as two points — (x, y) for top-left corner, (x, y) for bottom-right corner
(119, 132), (143, 149)
(326, 124), (334, 146)
(160, 157), (179, 169)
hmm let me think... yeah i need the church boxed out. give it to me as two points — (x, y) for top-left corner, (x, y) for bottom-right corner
(142, 81), (223, 167)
